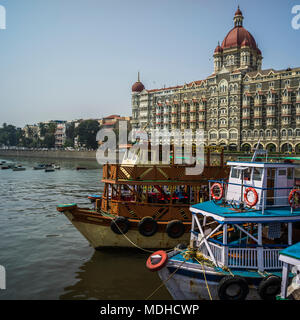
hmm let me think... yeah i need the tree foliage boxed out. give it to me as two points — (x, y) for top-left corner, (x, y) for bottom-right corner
(75, 120), (100, 150)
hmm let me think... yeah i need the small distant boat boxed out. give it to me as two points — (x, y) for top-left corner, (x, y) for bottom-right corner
(53, 165), (60, 170)
(13, 165), (26, 171)
(1, 166), (10, 170)
(33, 164), (46, 170)
(76, 167), (87, 170)
(45, 167), (55, 172)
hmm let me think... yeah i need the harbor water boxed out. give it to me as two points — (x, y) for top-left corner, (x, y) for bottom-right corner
(0, 156), (171, 300)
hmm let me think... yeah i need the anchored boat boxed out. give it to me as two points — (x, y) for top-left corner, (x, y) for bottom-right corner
(147, 149), (300, 300)
(57, 146), (229, 250)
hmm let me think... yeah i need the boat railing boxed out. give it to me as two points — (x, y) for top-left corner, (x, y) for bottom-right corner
(208, 179), (298, 213)
(195, 237), (284, 270)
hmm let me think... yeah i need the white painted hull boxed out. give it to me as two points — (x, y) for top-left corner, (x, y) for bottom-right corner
(64, 211), (190, 249)
(158, 257), (261, 300)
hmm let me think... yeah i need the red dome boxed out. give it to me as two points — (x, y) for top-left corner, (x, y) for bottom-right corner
(235, 7), (243, 16)
(221, 26), (257, 50)
(214, 44), (223, 54)
(132, 81), (145, 92)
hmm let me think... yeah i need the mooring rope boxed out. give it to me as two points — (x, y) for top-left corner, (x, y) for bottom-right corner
(145, 258), (187, 300)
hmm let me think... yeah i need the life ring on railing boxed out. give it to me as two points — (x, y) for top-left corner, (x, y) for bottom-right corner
(138, 216), (158, 237)
(288, 189), (300, 209)
(146, 250), (168, 272)
(110, 216), (130, 235)
(244, 187), (258, 207)
(210, 183), (224, 201)
(217, 276), (249, 301)
(166, 220), (185, 239)
(258, 275), (281, 300)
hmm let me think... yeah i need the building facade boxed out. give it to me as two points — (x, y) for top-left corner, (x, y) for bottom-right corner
(131, 7), (300, 153)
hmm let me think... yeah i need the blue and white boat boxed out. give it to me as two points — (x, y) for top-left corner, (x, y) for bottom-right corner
(147, 150), (300, 300)
(279, 242), (300, 299)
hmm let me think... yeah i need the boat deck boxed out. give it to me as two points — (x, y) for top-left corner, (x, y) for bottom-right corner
(169, 251), (284, 279)
(190, 201), (300, 223)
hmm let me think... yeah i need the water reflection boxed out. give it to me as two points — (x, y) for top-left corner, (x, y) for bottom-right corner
(60, 249), (172, 300)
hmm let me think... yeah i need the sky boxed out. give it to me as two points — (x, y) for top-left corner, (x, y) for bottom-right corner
(0, 0), (299, 128)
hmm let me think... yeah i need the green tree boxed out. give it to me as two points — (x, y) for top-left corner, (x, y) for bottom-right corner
(75, 120), (100, 150)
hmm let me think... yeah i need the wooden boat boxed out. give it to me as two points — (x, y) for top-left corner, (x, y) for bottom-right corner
(57, 146), (230, 250)
(150, 148), (300, 300)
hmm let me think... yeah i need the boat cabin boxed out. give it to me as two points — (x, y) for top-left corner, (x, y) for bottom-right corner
(224, 161), (297, 210)
(190, 154), (300, 273)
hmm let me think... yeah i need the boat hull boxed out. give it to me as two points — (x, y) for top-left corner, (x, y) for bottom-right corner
(62, 209), (190, 249)
(155, 251), (285, 300)
(158, 268), (260, 300)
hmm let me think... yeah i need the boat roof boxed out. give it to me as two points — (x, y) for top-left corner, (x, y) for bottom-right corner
(279, 242), (300, 261)
(190, 201), (300, 224)
(227, 161), (298, 168)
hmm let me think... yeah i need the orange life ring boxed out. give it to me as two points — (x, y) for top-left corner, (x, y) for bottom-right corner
(210, 183), (224, 201)
(288, 189), (300, 209)
(146, 250), (168, 272)
(244, 187), (258, 207)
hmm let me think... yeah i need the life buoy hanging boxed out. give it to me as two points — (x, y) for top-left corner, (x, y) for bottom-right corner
(288, 189), (300, 209)
(244, 187), (258, 207)
(146, 250), (168, 272)
(210, 183), (224, 201)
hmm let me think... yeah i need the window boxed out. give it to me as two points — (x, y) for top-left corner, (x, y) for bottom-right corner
(244, 168), (251, 181)
(253, 168), (264, 181)
(231, 168), (240, 179)
(278, 169), (286, 176)
(287, 168), (294, 180)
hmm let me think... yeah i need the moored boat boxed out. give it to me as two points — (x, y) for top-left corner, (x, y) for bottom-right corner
(33, 164), (46, 170)
(147, 149), (300, 300)
(13, 165), (26, 171)
(57, 146), (229, 250)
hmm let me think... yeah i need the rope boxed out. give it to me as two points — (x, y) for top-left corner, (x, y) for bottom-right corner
(145, 258), (187, 300)
(109, 216), (156, 254)
(195, 257), (213, 301)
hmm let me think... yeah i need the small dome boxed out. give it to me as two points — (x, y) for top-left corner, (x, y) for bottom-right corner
(235, 6), (243, 16)
(214, 44), (223, 54)
(132, 81), (145, 92)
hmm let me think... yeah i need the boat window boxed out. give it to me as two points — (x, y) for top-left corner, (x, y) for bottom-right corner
(244, 168), (251, 181)
(253, 167), (263, 181)
(231, 168), (240, 179)
(287, 168), (294, 180)
(278, 169), (286, 176)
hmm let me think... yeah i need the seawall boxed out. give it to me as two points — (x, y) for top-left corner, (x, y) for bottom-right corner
(0, 149), (97, 161)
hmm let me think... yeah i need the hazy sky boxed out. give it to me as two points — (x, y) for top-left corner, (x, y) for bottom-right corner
(0, 0), (299, 127)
